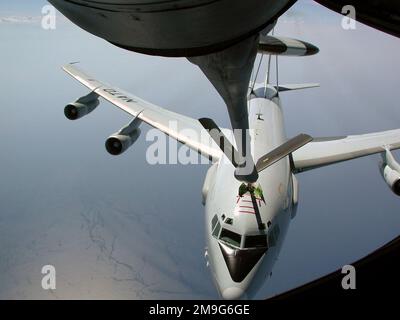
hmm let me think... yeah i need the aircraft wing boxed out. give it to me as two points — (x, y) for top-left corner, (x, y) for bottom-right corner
(63, 63), (222, 161)
(292, 129), (400, 172)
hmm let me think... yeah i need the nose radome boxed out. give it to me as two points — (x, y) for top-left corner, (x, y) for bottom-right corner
(219, 242), (267, 283)
(221, 287), (248, 300)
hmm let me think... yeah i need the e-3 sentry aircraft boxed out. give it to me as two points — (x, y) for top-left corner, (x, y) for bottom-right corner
(61, 34), (400, 299)
(50, 0), (400, 299)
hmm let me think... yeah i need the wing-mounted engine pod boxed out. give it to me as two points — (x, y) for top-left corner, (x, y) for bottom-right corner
(380, 149), (400, 196)
(381, 165), (400, 196)
(105, 117), (143, 156)
(291, 173), (299, 219)
(393, 179), (400, 197)
(64, 91), (100, 120)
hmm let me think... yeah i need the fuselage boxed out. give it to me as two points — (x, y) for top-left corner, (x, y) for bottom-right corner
(203, 85), (297, 299)
(48, 0), (296, 56)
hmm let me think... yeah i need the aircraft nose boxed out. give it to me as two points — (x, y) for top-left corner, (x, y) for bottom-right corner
(219, 242), (267, 282)
(221, 287), (248, 300)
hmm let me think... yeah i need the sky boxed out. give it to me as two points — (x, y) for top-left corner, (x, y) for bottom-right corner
(0, 0), (400, 299)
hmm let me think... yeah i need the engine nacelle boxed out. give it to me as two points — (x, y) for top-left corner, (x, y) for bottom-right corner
(64, 91), (99, 120)
(381, 165), (400, 196)
(291, 173), (299, 219)
(105, 130), (141, 156)
(105, 117), (142, 156)
(380, 149), (400, 196)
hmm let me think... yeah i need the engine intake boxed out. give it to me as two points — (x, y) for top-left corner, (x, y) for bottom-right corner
(105, 117), (142, 156)
(105, 130), (141, 156)
(64, 91), (99, 120)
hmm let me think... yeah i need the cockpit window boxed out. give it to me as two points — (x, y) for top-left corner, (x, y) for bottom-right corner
(212, 220), (221, 238)
(244, 235), (268, 248)
(219, 228), (241, 247)
(211, 215), (218, 231)
(225, 218), (233, 225)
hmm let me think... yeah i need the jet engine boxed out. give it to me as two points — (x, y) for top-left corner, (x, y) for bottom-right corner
(105, 117), (142, 156)
(64, 91), (99, 120)
(380, 149), (400, 196)
(382, 165), (400, 196)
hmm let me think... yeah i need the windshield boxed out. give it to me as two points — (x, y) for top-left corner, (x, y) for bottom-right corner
(244, 235), (268, 248)
(219, 228), (241, 247)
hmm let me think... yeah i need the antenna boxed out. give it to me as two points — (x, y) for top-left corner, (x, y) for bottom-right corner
(250, 54), (264, 93)
(264, 28), (274, 97)
(276, 54), (279, 94)
(265, 54), (272, 88)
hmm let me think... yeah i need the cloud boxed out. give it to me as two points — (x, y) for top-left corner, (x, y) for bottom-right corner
(0, 15), (41, 24)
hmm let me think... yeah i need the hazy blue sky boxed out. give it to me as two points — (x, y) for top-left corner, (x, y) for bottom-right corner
(1, 0), (400, 299)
